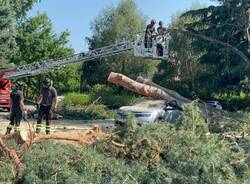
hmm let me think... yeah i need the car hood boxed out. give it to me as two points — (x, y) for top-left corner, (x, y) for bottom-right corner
(119, 106), (161, 113)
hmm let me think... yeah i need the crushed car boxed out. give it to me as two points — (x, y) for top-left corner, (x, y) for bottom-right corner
(115, 98), (182, 125)
(206, 100), (223, 110)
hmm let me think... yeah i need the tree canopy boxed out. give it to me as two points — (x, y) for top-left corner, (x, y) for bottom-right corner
(181, 0), (250, 94)
(0, 1), (17, 67)
(12, 13), (78, 96)
(154, 0), (250, 103)
(80, 0), (158, 91)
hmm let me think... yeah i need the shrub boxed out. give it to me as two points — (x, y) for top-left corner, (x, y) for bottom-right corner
(1, 103), (249, 184)
(215, 92), (250, 111)
(6, 142), (146, 184)
(62, 85), (138, 110)
(63, 93), (92, 106)
(97, 107), (250, 184)
(59, 104), (115, 120)
(90, 84), (138, 108)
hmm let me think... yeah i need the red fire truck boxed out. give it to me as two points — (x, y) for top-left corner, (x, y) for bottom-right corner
(0, 69), (16, 111)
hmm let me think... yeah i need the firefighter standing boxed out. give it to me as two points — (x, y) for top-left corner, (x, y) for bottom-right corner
(145, 19), (156, 48)
(156, 21), (167, 56)
(36, 78), (57, 134)
(5, 82), (26, 135)
(157, 21), (167, 35)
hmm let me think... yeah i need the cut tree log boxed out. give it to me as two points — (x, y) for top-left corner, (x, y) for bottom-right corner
(2, 126), (108, 147)
(136, 76), (191, 105)
(108, 72), (171, 100)
(108, 72), (190, 105)
(30, 126), (108, 146)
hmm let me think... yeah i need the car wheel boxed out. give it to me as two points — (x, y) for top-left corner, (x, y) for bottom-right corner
(114, 121), (122, 126)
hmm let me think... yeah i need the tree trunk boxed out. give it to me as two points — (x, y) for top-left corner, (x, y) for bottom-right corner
(136, 76), (191, 105)
(108, 72), (190, 105)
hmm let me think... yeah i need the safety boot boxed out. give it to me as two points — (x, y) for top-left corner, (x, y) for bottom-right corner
(5, 127), (12, 135)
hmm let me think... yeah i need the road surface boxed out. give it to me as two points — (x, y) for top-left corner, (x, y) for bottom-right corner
(0, 106), (114, 140)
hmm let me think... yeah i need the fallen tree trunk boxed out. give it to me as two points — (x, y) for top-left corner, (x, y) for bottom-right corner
(108, 72), (190, 105)
(30, 126), (108, 146)
(108, 72), (172, 100)
(136, 76), (191, 105)
(2, 126), (108, 147)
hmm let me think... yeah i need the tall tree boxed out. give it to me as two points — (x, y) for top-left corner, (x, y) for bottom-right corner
(0, 0), (39, 67)
(0, 0), (17, 67)
(80, 0), (158, 91)
(12, 13), (78, 97)
(10, 0), (39, 19)
(181, 0), (250, 95)
(153, 3), (207, 97)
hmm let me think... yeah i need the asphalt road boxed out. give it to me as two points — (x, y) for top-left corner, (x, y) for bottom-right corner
(0, 105), (114, 140)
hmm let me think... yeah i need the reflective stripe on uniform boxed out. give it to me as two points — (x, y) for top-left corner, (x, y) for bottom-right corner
(14, 126), (20, 131)
(36, 124), (44, 129)
(45, 125), (51, 130)
(7, 124), (14, 129)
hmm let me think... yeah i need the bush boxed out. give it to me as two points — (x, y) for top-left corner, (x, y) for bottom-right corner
(1, 104), (249, 184)
(0, 157), (13, 183)
(215, 92), (250, 111)
(61, 85), (139, 120)
(90, 84), (138, 108)
(63, 93), (92, 106)
(60, 85), (139, 120)
(97, 105), (250, 184)
(59, 104), (115, 120)
(0, 140), (148, 184)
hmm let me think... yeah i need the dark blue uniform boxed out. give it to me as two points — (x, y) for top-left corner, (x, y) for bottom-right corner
(6, 89), (24, 134)
(145, 24), (156, 48)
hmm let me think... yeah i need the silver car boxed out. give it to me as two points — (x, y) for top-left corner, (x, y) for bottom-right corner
(115, 98), (182, 125)
(206, 100), (223, 110)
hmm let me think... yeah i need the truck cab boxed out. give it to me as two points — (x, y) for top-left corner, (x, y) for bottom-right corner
(0, 79), (11, 111)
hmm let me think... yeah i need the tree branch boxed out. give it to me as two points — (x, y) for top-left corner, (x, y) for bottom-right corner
(0, 137), (24, 182)
(166, 28), (250, 66)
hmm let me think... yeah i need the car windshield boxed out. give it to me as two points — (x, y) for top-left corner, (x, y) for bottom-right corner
(134, 100), (165, 108)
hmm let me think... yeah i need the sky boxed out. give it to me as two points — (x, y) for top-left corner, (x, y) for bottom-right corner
(28, 0), (218, 53)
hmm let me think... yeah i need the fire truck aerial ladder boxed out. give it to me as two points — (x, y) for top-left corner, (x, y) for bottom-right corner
(2, 33), (170, 80)
(0, 33), (170, 110)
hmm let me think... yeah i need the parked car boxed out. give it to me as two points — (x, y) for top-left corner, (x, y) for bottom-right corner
(206, 100), (223, 110)
(115, 98), (182, 125)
